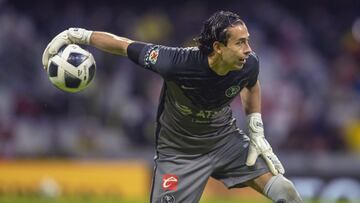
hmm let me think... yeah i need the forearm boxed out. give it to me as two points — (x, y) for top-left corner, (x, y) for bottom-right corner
(89, 31), (134, 56)
(240, 80), (261, 115)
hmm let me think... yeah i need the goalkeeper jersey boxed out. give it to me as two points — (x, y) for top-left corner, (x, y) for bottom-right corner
(127, 42), (259, 154)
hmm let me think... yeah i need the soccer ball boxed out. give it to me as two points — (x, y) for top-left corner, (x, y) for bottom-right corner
(46, 44), (96, 93)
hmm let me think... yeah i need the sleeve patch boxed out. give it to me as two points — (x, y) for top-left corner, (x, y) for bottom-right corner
(144, 45), (160, 68)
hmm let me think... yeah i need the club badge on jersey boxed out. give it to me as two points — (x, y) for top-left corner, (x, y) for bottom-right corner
(225, 85), (240, 97)
(161, 194), (176, 203)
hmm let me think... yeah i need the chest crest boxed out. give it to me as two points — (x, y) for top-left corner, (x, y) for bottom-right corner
(225, 85), (241, 97)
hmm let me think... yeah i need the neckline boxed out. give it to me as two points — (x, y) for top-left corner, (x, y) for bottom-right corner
(202, 52), (228, 77)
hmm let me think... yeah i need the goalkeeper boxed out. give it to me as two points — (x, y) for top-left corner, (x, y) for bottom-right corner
(43, 11), (303, 203)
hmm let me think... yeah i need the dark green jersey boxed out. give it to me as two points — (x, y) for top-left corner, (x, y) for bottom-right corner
(127, 43), (259, 154)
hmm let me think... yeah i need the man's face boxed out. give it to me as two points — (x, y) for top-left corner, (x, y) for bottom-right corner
(219, 24), (252, 70)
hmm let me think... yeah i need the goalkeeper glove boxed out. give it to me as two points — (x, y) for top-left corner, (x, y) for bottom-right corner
(245, 113), (285, 175)
(42, 28), (93, 69)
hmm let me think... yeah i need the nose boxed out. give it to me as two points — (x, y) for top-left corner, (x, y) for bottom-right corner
(244, 42), (252, 56)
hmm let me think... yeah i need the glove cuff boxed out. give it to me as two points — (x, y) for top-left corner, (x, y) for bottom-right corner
(247, 113), (264, 134)
(83, 30), (93, 45)
(68, 28), (93, 45)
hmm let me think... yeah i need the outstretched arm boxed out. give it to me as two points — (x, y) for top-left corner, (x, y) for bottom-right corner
(240, 81), (285, 176)
(42, 28), (135, 68)
(89, 31), (134, 56)
(42, 27), (181, 78)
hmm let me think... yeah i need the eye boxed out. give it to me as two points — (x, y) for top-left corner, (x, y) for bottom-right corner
(236, 40), (246, 46)
(237, 38), (250, 46)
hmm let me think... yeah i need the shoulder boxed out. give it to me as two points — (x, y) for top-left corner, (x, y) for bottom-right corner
(142, 45), (204, 77)
(247, 51), (259, 65)
(243, 51), (260, 71)
(242, 51), (260, 75)
(158, 46), (203, 69)
(159, 46), (201, 61)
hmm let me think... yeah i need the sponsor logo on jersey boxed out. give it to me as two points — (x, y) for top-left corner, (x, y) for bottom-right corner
(174, 102), (193, 116)
(162, 174), (178, 191)
(225, 85), (240, 97)
(180, 85), (196, 90)
(161, 194), (176, 203)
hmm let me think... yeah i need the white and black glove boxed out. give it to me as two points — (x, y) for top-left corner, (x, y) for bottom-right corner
(245, 113), (285, 175)
(42, 28), (93, 69)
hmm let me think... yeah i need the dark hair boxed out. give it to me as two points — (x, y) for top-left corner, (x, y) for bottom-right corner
(195, 11), (245, 55)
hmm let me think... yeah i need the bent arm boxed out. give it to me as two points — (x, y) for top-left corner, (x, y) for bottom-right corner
(89, 31), (134, 56)
(240, 80), (261, 115)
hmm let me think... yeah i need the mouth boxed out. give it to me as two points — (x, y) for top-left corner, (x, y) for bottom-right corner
(239, 59), (246, 64)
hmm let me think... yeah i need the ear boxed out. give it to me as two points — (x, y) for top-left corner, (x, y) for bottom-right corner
(212, 41), (223, 55)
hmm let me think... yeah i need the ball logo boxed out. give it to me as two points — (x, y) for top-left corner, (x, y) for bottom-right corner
(225, 85), (240, 97)
(162, 174), (178, 191)
(161, 194), (175, 203)
(78, 69), (83, 77)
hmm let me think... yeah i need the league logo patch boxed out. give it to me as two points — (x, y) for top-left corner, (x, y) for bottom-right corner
(144, 46), (160, 67)
(225, 85), (240, 97)
(161, 194), (176, 203)
(149, 48), (159, 64)
(162, 174), (178, 191)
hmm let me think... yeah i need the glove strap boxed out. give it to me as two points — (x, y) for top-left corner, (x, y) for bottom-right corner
(247, 113), (264, 134)
(68, 28), (93, 45)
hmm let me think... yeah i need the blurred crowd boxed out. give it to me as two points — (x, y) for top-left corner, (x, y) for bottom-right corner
(0, 0), (359, 159)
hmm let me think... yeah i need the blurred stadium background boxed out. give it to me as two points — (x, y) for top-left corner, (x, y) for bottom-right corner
(0, 0), (360, 202)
